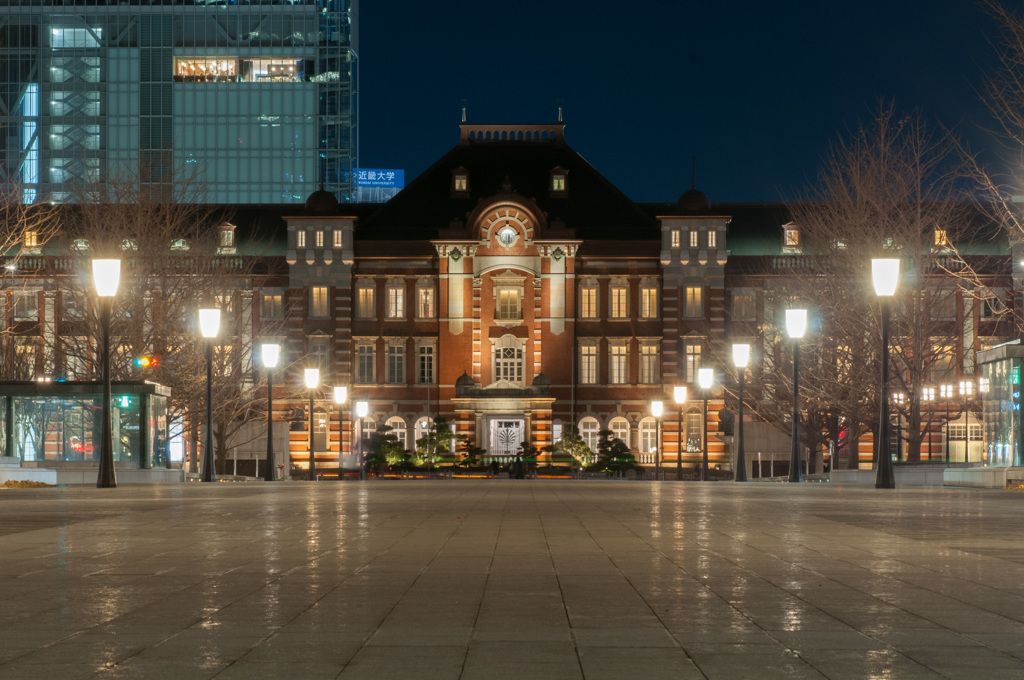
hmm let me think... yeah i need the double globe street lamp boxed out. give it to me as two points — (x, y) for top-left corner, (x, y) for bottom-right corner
(872, 258), (900, 489)
(92, 258), (121, 489)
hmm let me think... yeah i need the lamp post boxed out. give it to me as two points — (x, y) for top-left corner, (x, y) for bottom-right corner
(198, 307), (221, 483)
(698, 368), (713, 481)
(334, 385), (348, 473)
(651, 400), (663, 480)
(356, 400), (369, 480)
(941, 383), (953, 463)
(872, 258), (899, 489)
(732, 343), (750, 482)
(261, 343), (280, 481)
(92, 258), (121, 488)
(959, 379), (974, 463)
(305, 368), (319, 481)
(922, 386), (935, 460)
(673, 386), (686, 481)
(786, 308), (807, 483)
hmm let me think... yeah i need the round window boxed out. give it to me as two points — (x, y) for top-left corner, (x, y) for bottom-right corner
(497, 226), (517, 246)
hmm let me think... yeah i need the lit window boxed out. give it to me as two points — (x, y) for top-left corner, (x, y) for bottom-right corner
(310, 286), (329, 318)
(454, 174), (468, 191)
(13, 292), (37, 320)
(261, 293), (283, 319)
(494, 336), (525, 385)
(671, 230), (680, 248)
(639, 343), (659, 384)
(23, 231), (37, 248)
(610, 417), (630, 448)
(684, 286), (703, 318)
(315, 230), (324, 248)
(51, 27), (101, 49)
(639, 417), (657, 453)
(356, 281), (375, 319)
(579, 282), (598, 319)
(784, 228), (800, 247)
(356, 344), (375, 383)
(640, 285), (657, 319)
(609, 343), (628, 385)
(417, 285), (435, 319)
(333, 230), (343, 248)
(934, 229), (948, 247)
(685, 343), (702, 383)
(387, 343), (405, 384)
(219, 228), (234, 248)
(386, 281), (405, 319)
(580, 344), (597, 384)
(708, 230), (717, 248)
(580, 418), (600, 451)
(386, 417), (407, 449)
(296, 230), (306, 248)
(552, 174), (565, 191)
(609, 283), (628, 319)
(733, 292), (755, 320)
(497, 289), (520, 320)
(689, 230), (699, 248)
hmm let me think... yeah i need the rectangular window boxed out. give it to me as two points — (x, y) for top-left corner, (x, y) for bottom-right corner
(580, 286), (597, 319)
(454, 175), (467, 191)
(685, 343), (702, 383)
(356, 345), (374, 384)
(609, 344), (628, 385)
(931, 341), (954, 383)
(219, 229), (233, 248)
(640, 343), (659, 384)
(640, 286), (657, 319)
(387, 285), (404, 319)
(24, 231), (37, 248)
(63, 293), (84, 320)
(552, 175), (565, 191)
(13, 292), (36, 320)
(261, 293), (282, 319)
(310, 286), (329, 318)
(708, 230), (717, 248)
(296, 230), (306, 248)
(689, 230), (699, 248)
(684, 286), (703, 318)
(610, 286), (628, 319)
(733, 293), (754, 320)
(418, 345), (434, 384)
(784, 228), (800, 247)
(497, 289), (520, 320)
(308, 337), (330, 376)
(315, 230), (324, 248)
(333, 230), (343, 248)
(580, 345), (597, 385)
(357, 284), (375, 319)
(934, 229), (948, 247)
(417, 287), (435, 318)
(387, 343), (405, 384)
(671, 230), (680, 248)
(494, 345), (524, 384)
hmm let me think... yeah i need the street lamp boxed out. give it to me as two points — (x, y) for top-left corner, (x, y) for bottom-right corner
(356, 400), (369, 480)
(92, 258), (121, 488)
(198, 307), (220, 483)
(305, 368), (319, 481)
(261, 343), (280, 481)
(786, 308), (807, 483)
(334, 386), (348, 473)
(651, 400), (663, 480)
(960, 379), (974, 463)
(732, 343), (750, 482)
(673, 386), (687, 481)
(698, 368), (714, 481)
(872, 257), (899, 489)
(922, 386), (935, 461)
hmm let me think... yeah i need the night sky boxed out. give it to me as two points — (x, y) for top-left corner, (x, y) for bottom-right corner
(358, 1), (1003, 205)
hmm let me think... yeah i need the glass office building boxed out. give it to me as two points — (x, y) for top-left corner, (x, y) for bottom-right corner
(0, 0), (357, 204)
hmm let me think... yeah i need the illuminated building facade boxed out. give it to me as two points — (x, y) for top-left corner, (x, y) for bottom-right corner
(0, 0), (358, 204)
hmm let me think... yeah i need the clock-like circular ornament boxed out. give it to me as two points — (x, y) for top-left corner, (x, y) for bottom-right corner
(497, 226), (517, 246)
(483, 206), (531, 248)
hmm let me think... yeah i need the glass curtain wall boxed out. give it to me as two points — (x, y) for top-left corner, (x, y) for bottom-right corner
(0, 0), (357, 204)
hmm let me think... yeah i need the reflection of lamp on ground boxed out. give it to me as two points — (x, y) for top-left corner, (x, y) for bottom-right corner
(732, 343), (750, 482)
(334, 386), (348, 473)
(356, 400), (369, 480)
(673, 386), (686, 481)
(93, 258), (121, 488)
(698, 368), (714, 481)
(198, 307), (220, 483)
(872, 258), (899, 489)
(786, 308), (807, 483)
(651, 400), (664, 480)
(305, 368), (319, 481)
(261, 343), (279, 481)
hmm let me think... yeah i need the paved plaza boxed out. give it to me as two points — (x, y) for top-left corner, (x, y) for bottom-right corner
(3, 480), (1024, 679)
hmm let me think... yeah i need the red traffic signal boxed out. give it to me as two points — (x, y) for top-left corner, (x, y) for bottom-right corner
(133, 355), (159, 369)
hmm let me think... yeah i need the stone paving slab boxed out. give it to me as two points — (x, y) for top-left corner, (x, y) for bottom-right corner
(2, 481), (1024, 678)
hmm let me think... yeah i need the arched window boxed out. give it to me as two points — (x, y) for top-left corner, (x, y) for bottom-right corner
(492, 334), (525, 386)
(415, 417), (434, 448)
(359, 418), (376, 447)
(386, 417), (407, 449)
(579, 417), (600, 452)
(609, 417), (630, 449)
(639, 417), (658, 453)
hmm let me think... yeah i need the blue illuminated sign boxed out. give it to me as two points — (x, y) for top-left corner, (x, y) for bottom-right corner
(346, 169), (404, 188)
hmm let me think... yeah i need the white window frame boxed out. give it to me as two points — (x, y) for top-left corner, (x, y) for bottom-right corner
(416, 342), (435, 384)
(416, 280), (436, 319)
(684, 286), (703, 318)
(386, 416), (408, 449)
(387, 341), (405, 384)
(639, 417), (658, 453)
(579, 417), (600, 451)
(579, 342), (598, 385)
(386, 280), (405, 319)
(609, 280), (628, 320)
(579, 279), (598, 319)
(639, 281), (658, 319)
(609, 417), (630, 448)
(639, 341), (659, 384)
(356, 343), (375, 384)
(310, 286), (329, 318)
(356, 280), (375, 319)
(609, 342), (629, 385)
(685, 342), (702, 383)
(492, 334), (525, 386)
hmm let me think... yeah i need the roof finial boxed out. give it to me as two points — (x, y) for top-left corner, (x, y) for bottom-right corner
(461, 106), (466, 124)
(691, 155), (696, 190)
(558, 106), (563, 123)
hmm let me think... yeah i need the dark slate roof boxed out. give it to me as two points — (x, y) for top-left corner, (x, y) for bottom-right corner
(357, 124), (658, 240)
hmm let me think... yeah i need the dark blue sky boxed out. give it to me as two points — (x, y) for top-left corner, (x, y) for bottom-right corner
(359, 1), (1001, 204)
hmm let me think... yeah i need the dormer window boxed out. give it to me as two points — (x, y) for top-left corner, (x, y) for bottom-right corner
(452, 167), (469, 195)
(315, 229), (324, 248)
(671, 229), (680, 248)
(934, 228), (949, 248)
(549, 167), (568, 195)
(708, 230), (717, 248)
(171, 238), (189, 251)
(782, 223), (801, 254)
(689, 230), (699, 248)
(296, 230), (306, 248)
(218, 222), (236, 254)
(23, 231), (37, 248)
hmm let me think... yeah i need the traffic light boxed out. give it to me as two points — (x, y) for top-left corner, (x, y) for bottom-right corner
(134, 355), (159, 369)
